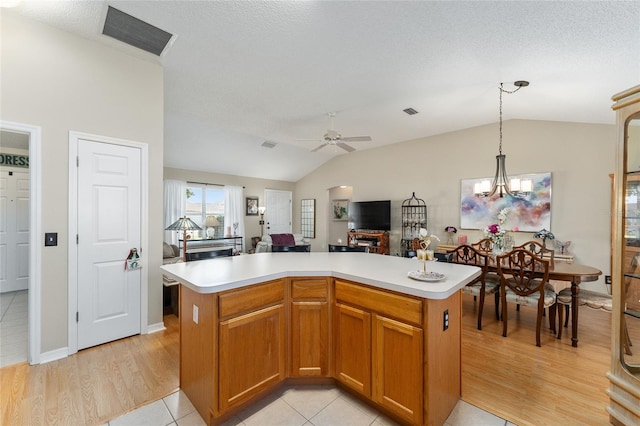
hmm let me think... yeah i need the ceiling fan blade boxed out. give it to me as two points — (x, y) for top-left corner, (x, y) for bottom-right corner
(336, 142), (356, 152)
(341, 136), (372, 142)
(311, 143), (327, 152)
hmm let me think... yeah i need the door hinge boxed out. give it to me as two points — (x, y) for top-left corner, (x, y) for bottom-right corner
(76, 234), (79, 244)
(76, 312), (79, 322)
(76, 156), (79, 167)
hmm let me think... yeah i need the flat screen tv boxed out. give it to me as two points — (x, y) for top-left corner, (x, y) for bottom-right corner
(348, 200), (391, 231)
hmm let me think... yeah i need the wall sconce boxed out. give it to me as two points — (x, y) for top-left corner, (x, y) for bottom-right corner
(258, 206), (266, 236)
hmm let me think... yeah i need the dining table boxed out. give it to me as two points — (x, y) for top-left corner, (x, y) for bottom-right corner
(488, 257), (602, 347)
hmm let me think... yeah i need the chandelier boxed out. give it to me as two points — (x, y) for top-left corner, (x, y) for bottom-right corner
(474, 81), (532, 198)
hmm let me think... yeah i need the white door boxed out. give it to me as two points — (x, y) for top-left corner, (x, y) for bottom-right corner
(264, 189), (292, 235)
(0, 170), (29, 293)
(77, 139), (141, 350)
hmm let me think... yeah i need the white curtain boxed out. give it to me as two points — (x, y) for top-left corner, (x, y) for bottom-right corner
(164, 179), (186, 245)
(224, 185), (245, 251)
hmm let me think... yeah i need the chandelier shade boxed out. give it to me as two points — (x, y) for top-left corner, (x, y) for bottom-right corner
(474, 81), (532, 198)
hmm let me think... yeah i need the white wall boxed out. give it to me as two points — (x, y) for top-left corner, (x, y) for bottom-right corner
(1, 11), (164, 353)
(295, 119), (615, 292)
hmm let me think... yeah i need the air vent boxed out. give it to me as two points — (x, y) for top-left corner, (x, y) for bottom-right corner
(261, 141), (277, 149)
(103, 6), (173, 56)
(403, 108), (419, 115)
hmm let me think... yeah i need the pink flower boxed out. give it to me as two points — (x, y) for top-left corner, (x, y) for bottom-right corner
(512, 226), (519, 232)
(487, 224), (500, 234)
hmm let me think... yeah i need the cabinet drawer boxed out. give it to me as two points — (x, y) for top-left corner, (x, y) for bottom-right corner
(335, 280), (422, 326)
(291, 278), (328, 300)
(219, 280), (284, 319)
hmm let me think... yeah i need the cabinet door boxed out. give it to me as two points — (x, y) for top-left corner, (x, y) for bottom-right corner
(335, 303), (371, 395)
(292, 301), (329, 376)
(372, 314), (423, 425)
(219, 304), (285, 412)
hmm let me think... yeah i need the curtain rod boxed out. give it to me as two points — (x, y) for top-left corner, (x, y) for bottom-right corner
(187, 181), (245, 188)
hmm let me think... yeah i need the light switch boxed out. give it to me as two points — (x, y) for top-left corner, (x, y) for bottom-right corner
(45, 232), (58, 246)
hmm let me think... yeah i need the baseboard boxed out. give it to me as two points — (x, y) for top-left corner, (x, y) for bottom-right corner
(147, 321), (166, 334)
(39, 347), (68, 364)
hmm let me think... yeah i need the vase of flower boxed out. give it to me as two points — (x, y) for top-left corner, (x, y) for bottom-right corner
(444, 225), (457, 245)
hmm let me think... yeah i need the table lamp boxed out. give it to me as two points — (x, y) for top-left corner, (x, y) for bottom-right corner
(165, 216), (202, 261)
(205, 215), (220, 239)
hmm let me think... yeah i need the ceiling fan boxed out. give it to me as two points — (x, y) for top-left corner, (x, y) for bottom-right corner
(297, 112), (372, 152)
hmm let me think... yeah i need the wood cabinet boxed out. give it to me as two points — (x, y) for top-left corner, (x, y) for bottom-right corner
(180, 275), (461, 426)
(372, 314), (423, 423)
(334, 279), (423, 424)
(218, 280), (285, 412)
(335, 303), (371, 395)
(347, 231), (390, 255)
(219, 304), (285, 411)
(290, 278), (330, 377)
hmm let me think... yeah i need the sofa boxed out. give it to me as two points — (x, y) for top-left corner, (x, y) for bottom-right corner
(255, 233), (308, 253)
(162, 242), (182, 315)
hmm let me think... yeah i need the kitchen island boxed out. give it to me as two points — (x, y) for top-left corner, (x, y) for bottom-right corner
(161, 252), (480, 426)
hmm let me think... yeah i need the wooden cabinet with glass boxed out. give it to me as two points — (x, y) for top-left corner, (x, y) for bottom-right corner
(609, 85), (640, 425)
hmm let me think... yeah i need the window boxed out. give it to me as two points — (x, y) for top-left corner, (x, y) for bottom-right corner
(186, 184), (225, 238)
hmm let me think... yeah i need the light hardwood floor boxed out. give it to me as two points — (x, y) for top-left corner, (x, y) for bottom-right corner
(461, 296), (612, 426)
(0, 294), (618, 425)
(0, 315), (179, 425)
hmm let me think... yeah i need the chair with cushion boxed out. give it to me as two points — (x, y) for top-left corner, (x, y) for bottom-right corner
(185, 247), (233, 261)
(513, 241), (555, 314)
(328, 244), (367, 252)
(271, 244), (311, 252)
(434, 252), (453, 263)
(496, 248), (558, 347)
(448, 245), (499, 330)
(514, 240), (555, 269)
(255, 233), (308, 252)
(162, 242), (182, 316)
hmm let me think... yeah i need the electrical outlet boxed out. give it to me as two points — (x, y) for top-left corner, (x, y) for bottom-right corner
(443, 309), (449, 331)
(605, 275), (612, 285)
(193, 304), (199, 324)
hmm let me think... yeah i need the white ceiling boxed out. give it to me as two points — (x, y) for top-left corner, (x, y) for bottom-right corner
(12, 1), (640, 182)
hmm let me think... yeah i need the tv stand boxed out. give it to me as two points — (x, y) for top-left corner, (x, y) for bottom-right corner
(347, 230), (389, 255)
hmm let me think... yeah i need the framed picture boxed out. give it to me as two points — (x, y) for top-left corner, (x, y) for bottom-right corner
(332, 199), (349, 221)
(460, 172), (552, 232)
(246, 196), (259, 216)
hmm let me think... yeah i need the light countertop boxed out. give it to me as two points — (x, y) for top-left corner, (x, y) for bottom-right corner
(161, 252), (481, 299)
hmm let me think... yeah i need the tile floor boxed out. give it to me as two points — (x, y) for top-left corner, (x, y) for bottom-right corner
(107, 385), (514, 426)
(0, 290), (28, 368)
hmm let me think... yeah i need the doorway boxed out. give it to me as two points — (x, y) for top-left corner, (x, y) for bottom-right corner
(68, 131), (149, 354)
(0, 120), (42, 366)
(264, 189), (292, 235)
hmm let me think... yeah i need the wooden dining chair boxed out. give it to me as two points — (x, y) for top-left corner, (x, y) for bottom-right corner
(496, 248), (558, 347)
(471, 238), (493, 253)
(449, 245), (499, 330)
(513, 241), (555, 269)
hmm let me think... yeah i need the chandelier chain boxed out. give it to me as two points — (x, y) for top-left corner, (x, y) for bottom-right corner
(498, 82), (525, 156)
